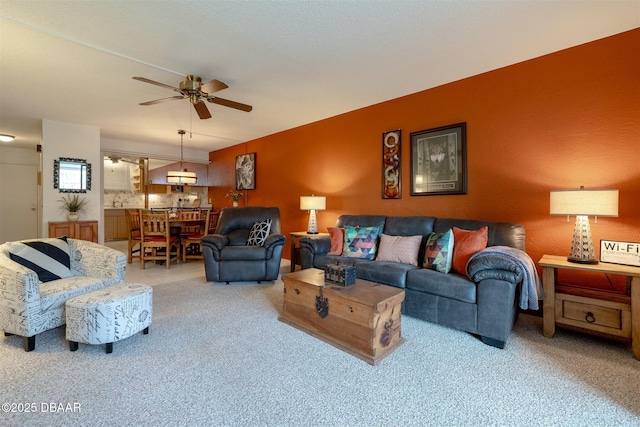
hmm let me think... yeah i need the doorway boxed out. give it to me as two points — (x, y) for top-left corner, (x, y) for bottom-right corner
(0, 163), (38, 243)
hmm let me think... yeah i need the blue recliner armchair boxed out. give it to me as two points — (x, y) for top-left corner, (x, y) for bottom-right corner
(201, 207), (286, 283)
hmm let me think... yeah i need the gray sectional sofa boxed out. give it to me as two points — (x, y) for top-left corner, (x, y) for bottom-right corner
(299, 215), (536, 349)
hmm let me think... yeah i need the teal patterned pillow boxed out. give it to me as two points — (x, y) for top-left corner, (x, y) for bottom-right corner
(423, 230), (454, 273)
(343, 225), (381, 260)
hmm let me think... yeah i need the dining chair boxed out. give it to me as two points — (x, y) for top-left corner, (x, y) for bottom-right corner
(177, 208), (202, 237)
(181, 209), (212, 263)
(125, 209), (142, 264)
(208, 210), (220, 234)
(139, 210), (180, 269)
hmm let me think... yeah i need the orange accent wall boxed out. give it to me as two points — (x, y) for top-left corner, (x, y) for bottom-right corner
(210, 29), (639, 289)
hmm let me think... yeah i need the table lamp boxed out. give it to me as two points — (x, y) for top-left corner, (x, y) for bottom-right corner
(300, 195), (326, 234)
(550, 186), (618, 264)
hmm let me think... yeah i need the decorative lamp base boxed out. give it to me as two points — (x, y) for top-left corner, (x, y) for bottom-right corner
(307, 209), (319, 234)
(567, 215), (598, 264)
(567, 257), (599, 264)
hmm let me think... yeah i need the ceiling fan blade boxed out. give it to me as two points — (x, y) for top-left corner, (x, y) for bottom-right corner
(207, 96), (253, 112)
(201, 79), (229, 94)
(193, 101), (212, 119)
(139, 96), (185, 106)
(132, 76), (180, 91)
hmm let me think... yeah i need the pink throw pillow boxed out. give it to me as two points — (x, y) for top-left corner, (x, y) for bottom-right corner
(327, 227), (344, 255)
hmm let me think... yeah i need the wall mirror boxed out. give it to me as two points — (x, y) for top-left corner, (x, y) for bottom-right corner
(54, 157), (91, 193)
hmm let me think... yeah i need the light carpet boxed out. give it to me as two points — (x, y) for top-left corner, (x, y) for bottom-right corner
(2, 277), (640, 427)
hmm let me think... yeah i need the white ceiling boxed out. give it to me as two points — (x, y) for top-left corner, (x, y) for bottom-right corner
(1, 1), (638, 152)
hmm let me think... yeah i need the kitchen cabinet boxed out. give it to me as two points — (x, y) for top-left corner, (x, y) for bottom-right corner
(147, 184), (171, 194)
(104, 210), (129, 240)
(48, 220), (98, 242)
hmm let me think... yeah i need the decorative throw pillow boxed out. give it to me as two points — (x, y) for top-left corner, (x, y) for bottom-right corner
(343, 225), (381, 260)
(327, 227), (344, 255)
(375, 234), (422, 266)
(451, 226), (488, 277)
(246, 219), (272, 246)
(424, 230), (454, 273)
(8, 236), (72, 283)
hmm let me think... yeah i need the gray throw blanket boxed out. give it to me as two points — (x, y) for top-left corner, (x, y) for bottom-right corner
(466, 246), (542, 310)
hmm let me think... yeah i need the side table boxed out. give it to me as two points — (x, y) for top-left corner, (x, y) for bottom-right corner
(289, 231), (329, 272)
(539, 254), (640, 360)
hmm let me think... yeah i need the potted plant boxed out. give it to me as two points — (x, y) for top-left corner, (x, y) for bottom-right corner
(58, 194), (88, 221)
(225, 190), (243, 207)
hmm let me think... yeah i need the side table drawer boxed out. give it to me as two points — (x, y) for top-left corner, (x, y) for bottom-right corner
(555, 293), (631, 338)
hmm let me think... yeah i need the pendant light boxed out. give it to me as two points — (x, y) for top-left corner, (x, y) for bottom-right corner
(167, 129), (197, 184)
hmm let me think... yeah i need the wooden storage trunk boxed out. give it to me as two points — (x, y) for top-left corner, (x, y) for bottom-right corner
(279, 268), (405, 365)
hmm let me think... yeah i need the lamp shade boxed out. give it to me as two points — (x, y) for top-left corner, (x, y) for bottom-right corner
(166, 170), (197, 184)
(550, 188), (618, 217)
(300, 196), (326, 211)
(167, 129), (197, 185)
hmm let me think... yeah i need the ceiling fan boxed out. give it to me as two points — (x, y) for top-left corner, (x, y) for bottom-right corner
(105, 155), (141, 165)
(132, 75), (253, 119)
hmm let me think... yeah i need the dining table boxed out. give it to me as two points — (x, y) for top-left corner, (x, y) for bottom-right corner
(168, 218), (207, 235)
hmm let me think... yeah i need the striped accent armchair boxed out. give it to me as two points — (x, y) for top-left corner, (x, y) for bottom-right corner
(0, 238), (125, 351)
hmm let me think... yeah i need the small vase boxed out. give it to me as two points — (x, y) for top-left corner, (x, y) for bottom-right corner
(67, 212), (79, 221)
(232, 201), (239, 208)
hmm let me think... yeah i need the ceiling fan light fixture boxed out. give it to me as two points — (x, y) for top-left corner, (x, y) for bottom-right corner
(134, 75), (252, 117)
(167, 129), (197, 185)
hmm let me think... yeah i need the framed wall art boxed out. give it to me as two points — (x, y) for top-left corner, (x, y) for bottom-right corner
(235, 153), (256, 190)
(410, 122), (467, 196)
(382, 129), (401, 199)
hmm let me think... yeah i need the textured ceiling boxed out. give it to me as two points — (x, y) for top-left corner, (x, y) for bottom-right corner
(1, 1), (638, 152)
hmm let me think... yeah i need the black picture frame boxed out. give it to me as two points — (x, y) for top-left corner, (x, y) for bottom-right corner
(235, 153), (256, 190)
(410, 122), (467, 196)
(54, 157), (91, 193)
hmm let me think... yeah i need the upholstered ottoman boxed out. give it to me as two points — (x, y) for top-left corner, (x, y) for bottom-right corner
(65, 283), (152, 354)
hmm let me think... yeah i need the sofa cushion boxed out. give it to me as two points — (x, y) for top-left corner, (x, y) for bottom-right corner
(382, 216), (436, 236)
(357, 260), (418, 289)
(375, 234), (422, 266)
(424, 230), (454, 273)
(336, 215), (387, 230)
(220, 246), (267, 261)
(406, 268), (477, 304)
(227, 229), (251, 246)
(327, 227), (344, 255)
(247, 219), (272, 246)
(452, 226), (488, 277)
(8, 237), (72, 283)
(343, 225), (381, 260)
